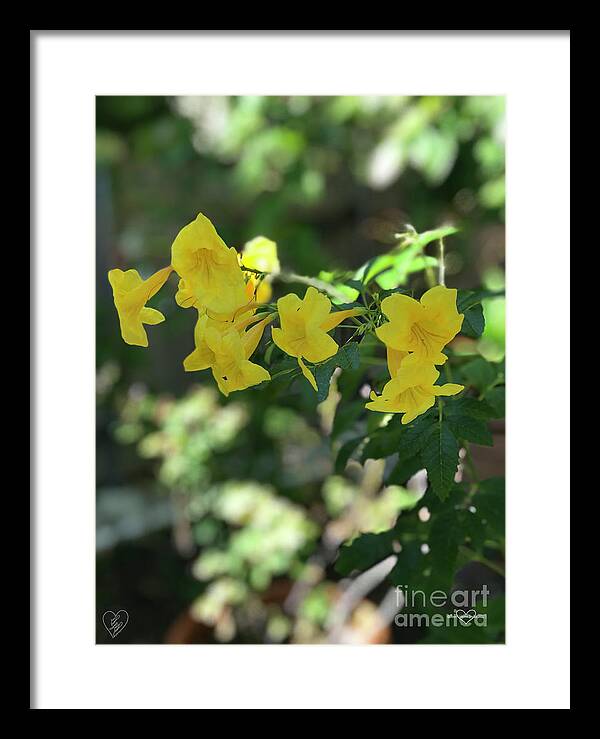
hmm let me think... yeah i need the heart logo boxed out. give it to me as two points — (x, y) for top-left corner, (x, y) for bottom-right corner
(102, 610), (129, 639)
(455, 609), (477, 626)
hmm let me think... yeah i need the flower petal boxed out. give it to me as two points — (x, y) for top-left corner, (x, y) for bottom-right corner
(276, 292), (303, 329)
(183, 346), (214, 372)
(301, 329), (339, 363)
(298, 357), (318, 391)
(271, 326), (297, 358)
(243, 315), (275, 359)
(301, 286), (332, 327)
(319, 307), (365, 333)
(386, 347), (409, 378)
(431, 382), (464, 397)
(381, 292), (424, 321)
(140, 307), (165, 326)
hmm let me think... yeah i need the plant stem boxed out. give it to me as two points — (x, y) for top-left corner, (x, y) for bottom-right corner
(277, 271), (349, 302)
(438, 237), (446, 286)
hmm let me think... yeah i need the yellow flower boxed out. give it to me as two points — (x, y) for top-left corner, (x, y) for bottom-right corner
(375, 285), (464, 365)
(174, 278), (199, 309)
(241, 236), (280, 304)
(108, 266), (173, 347)
(208, 328), (271, 397)
(271, 286), (363, 391)
(184, 311), (274, 396)
(171, 213), (248, 315)
(175, 277), (258, 324)
(366, 354), (464, 424)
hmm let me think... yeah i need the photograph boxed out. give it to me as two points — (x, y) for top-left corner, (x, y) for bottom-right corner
(97, 94), (506, 645)
(32, 30), (570, 710)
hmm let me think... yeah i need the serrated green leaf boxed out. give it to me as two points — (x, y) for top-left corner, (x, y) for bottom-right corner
(428, 508), (463, 590)
(314, 363), (337, 402)
(447, 416), (493, 446)
(314, 342), (361, 401)
(335, 342), (360, 370)
(421, 423), (460, 500)
(397, 414), (437, 460)
(446, 395), (495, 420)
(461, 303), (486, 338)
(361, 411), (435, 462)
(335, 529), (396, 575)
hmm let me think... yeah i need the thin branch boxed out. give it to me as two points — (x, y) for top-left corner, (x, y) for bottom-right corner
(326, 555), (398, 643)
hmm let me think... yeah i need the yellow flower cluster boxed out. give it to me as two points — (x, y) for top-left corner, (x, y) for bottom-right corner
(108, 213), (360, 396)
(108, 214), (465, 413)
(367, 287), (465, 423)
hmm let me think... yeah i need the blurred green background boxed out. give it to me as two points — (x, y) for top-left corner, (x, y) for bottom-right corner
(96, 95), (505, 644)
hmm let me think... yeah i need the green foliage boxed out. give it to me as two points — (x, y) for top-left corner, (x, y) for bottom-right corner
(98, 95), (505, 645)
(421, 421), (460, 501)
(335, 530), (397, 576)
(314, 342), (360, 402)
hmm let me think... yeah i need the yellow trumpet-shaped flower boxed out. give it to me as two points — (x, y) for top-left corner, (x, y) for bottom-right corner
(108, 266), (173, 347)
(375, 285), (464, 365)
(271, 286), (364, 391)
(241, 236), (280, 304)
(184, 312), (274, 396)
(171, 213), (248, 315)
(175, 277), (258, 325)
(366, 354), (464, 424)
(184, 309), (269, 371)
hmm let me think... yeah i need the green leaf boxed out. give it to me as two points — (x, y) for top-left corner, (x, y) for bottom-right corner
(361, 411), (435, 462)
(428, 508), (463, 590)
(397, 414), (437, 460)
(461, 357), (499, 392)
(411, 225), (459, 249)
(457, 288), (505, 313)
(360, 430), (401, 461)
(457, 289), (505, 339)
(447, 416), (493, 446)
(446, 395), (495, 420)
(334, 342), (360, 370)
(387, 455), (424, 486)
(314, 342), (360, 402)
(343, 279), (365, 292)
(335, 529), (396, 576)
(461, 303), (485, 338)
(387, 541), (424, 589)
(421, 422), (460, 500)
